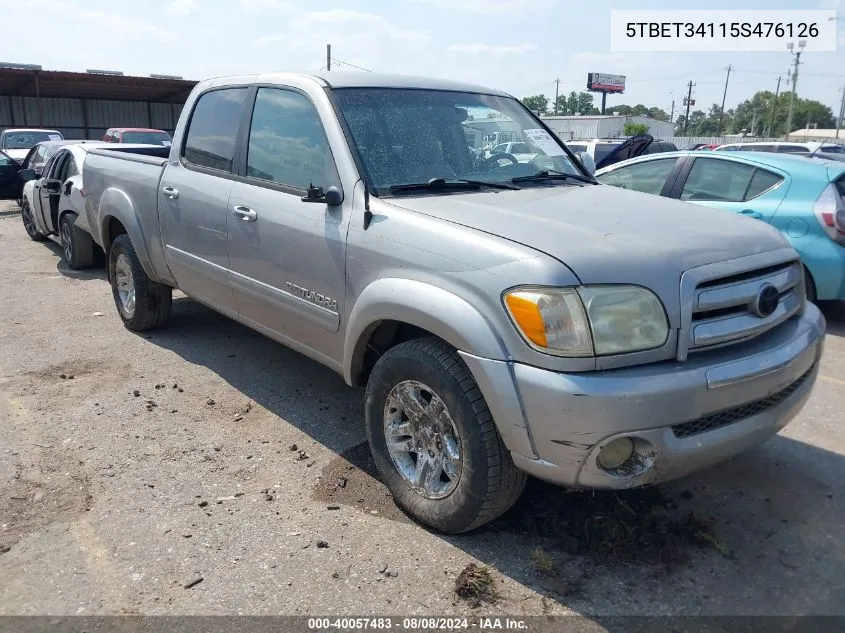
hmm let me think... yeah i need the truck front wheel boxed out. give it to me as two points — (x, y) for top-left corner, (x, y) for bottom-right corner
(364, 337), (526, 533)
(108, 234), (172, 331)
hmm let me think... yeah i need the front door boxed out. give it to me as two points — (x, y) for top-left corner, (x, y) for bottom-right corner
(158, 86), (251, 318)
(37, 150), (75, 234)
(0, 151), (23, 200)
(227, 86), (351, 363)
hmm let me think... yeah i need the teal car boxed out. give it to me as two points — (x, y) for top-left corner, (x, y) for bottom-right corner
(594, 150), (845, 302)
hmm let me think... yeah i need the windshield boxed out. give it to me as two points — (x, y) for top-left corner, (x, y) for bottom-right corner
(2, 131), (60, 150)
(331, 87), (584, 193)
(120, 131), (172, 145)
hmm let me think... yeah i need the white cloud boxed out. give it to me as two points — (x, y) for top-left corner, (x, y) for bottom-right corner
(167, 0), (200, 15)
(448, 43), (537, 57)
(240, 0), (290, 10)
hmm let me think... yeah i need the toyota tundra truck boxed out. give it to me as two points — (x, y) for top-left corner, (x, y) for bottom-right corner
(80, 72), (826, 533)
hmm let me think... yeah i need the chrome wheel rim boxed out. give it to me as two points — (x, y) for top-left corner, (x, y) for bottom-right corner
(383, 380), (462, 499)
(22, 203), (36, 237)
(60, 220), (73, 262)
(115, 253), (135, 317)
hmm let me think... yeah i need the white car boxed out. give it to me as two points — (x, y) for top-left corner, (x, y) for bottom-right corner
(713, 140), (845, 158)
(19, 142), (106, 269)
(0, 128), (64, 163)
(488, 141), (538, 163)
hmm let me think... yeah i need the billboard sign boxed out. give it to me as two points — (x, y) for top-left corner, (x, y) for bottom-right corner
(587, 73), (626, 93)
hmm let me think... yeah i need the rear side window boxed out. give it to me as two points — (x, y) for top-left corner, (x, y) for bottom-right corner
(776, 145), (809, 154)
(745, 144), (776, 152)
(745, 169), (784, 199)
(183, 87), (249, 172)
(596, 157), (677, 195)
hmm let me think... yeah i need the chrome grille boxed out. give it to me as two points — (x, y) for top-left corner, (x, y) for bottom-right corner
(671, 365), (814, 438)
(687, 261), (803, 352)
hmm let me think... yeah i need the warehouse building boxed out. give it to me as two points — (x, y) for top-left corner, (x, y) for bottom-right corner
(0, 63), (197, 140)
(540, 115), (675, 141)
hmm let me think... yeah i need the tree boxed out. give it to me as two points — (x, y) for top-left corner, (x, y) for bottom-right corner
(554, 91), (599, 115)
(623, 121), (649, 136)
(730, 91), (834, 136)
(521, 94), (549, 115)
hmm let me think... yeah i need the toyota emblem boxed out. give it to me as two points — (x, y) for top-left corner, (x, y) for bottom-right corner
(753, 284), (780, 318)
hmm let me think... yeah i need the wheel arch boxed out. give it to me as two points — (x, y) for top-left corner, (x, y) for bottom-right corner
(97, 188), (156, 279)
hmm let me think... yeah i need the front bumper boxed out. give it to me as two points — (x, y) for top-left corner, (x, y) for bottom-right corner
(461, 302), (826, 489)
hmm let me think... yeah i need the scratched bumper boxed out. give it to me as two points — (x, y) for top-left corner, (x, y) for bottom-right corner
(494, 304), (825, 489)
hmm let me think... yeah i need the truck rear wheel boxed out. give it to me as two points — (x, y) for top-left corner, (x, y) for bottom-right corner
(108, 234), (172, 331)
(60, 212), (94, 269)
(364, 337), (526, 533)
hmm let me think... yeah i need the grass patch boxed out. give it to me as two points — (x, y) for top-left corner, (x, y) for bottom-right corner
(454, 563), (498, 607)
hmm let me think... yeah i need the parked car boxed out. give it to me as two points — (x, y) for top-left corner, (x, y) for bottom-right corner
(488, 141), (537, 163)
(0, 128), (64, 163)
(714, 141), (845, 158)
(594, 150), (845, 302)
(78, 72), (823, 533)
(13, 140), (94, 207)
(682, 143), (720, 151)
(103, 128), (172, 146)
(16, 142), (112, 268)
(566, 137), (677, 169)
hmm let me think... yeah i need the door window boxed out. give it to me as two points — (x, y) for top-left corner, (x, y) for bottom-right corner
(0, 152), (14, 166)
(776, 145), (810, 154)
(183, 87), (249, 172)
(596, 158), (677, 195)
(680, 158), (756, 202)
(246, 88), (339, 191)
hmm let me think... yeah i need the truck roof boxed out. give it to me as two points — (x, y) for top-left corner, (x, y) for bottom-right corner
(203, 71), (512, 98)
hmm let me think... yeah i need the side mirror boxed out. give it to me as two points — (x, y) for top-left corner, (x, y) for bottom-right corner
(301, 184), (344, 206)
(44, 180), (61, 194)
(577, 151), (596, 174)
(18, 168), (38, 182)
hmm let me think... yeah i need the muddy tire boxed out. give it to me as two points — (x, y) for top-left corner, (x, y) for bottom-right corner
(60, 212), (94, 269)
(21, 200), (46, 242)
(365, 337), (526, 533)
(108, 234), (172, 331)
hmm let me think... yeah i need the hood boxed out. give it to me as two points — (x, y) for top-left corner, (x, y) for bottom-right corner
(594, 134), (653, 170)
(387, 184), (789, 313)
(4, 149), (28, 162)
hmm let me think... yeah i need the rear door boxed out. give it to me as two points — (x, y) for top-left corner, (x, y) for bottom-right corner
(0, 151), (23, 200)
(670, 156), (787, 223)
(158, 85), (251, 317)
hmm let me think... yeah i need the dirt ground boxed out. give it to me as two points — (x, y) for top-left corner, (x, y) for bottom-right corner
(1, 201), (844, 621)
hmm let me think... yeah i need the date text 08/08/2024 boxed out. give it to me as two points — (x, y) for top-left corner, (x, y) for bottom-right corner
(625, 22), (820, 39)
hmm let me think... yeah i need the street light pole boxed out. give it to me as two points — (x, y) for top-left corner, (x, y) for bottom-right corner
(784, 39), (806, 140)
(837, 84), (845, 140)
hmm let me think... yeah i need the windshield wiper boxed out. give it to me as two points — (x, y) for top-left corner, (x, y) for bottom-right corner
(389, 177), (520, 193)
(511, 170), (595, 185)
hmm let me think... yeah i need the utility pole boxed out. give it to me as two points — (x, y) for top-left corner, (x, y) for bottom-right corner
(670, 99), (675, 123)
(767, 76), (781, 137)
(750, 106), (758, 137)
(836, 83), (845, 140)
(326, 44), (331, 71)
(785, 40), (806, 140)
(554, 79), (560, 115)
(683, 81), (695, 134)
(717, 65), (732, 136)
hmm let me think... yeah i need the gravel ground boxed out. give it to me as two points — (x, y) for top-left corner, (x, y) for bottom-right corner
(1, 201), (844, 620)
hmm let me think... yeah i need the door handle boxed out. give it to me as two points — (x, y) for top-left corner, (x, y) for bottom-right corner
(232, 205), (257, 221)
(162, 186), (179, 199)
(739, 209), (762, 219)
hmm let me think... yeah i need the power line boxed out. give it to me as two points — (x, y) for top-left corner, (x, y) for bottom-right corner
(330, 57), (372, 72)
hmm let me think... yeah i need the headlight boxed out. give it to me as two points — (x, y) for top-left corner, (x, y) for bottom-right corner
(504, 285), (668, 357)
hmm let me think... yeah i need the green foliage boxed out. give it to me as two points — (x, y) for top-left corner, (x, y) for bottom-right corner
(521, 94), (549, 115)
(554, 91), (600, 115)
(623, 121), (650, 136)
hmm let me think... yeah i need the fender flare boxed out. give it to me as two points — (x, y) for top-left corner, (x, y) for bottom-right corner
(343, 278), (508, 385)
(97, 187), (156, 278)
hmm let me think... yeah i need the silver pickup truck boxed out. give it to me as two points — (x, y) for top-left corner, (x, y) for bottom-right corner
(81, 72), (826, 533)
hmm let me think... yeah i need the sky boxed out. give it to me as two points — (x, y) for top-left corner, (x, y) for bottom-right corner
(4, 0), (845, 119)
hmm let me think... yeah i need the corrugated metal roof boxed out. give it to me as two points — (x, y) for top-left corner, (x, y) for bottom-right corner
(0, 68), (196, 102)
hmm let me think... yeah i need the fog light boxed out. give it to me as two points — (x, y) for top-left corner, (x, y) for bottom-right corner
(596, 437), (635, 470)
